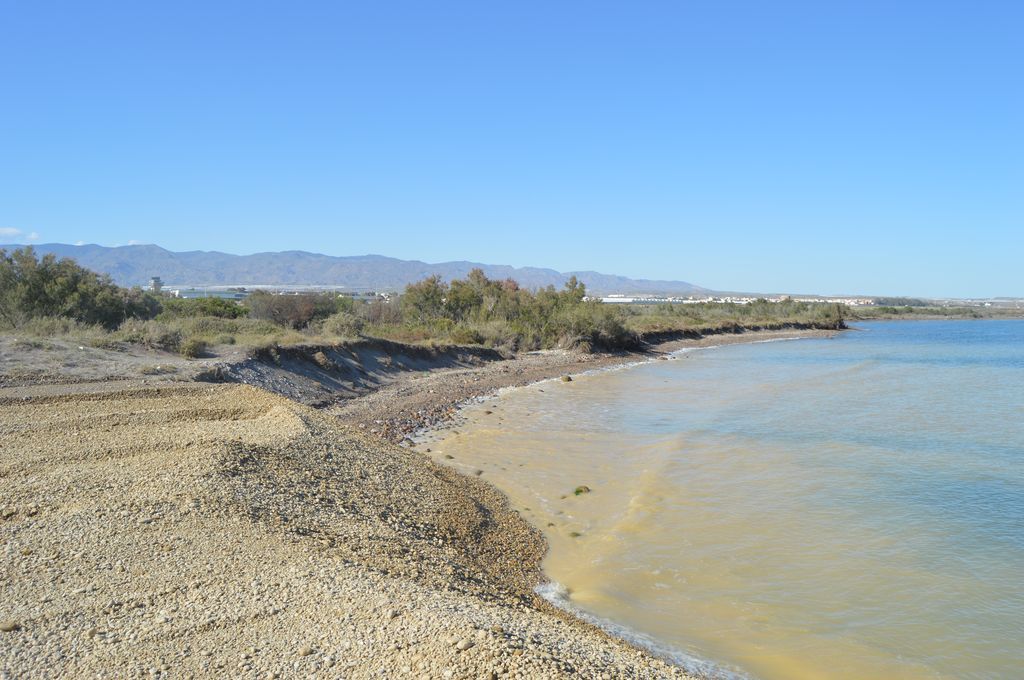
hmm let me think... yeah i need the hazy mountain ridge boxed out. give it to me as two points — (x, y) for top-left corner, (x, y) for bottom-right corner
(28, 244), (706, 295)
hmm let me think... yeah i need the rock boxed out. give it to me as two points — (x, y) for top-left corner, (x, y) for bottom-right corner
(0, 621), (20, 632)
(455, 638), (475, 651)
(386, 608), (399, 620)
(297, 644), (313, 657)
(560, 375), (572, 382)
(574, 485), (591, 496)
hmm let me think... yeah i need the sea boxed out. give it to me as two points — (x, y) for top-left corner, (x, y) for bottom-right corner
(425, 320), (1024, 679)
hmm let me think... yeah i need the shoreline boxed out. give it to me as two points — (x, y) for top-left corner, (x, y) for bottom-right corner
(328, 327), (840, 445)
(388, 328), (840, 676)
(0, 327), (837, 678)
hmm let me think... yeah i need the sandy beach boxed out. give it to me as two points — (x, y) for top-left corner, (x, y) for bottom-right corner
(1, 327), (834, 678)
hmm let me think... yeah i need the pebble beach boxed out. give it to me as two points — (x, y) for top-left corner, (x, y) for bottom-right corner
(0, 328), (832, 678)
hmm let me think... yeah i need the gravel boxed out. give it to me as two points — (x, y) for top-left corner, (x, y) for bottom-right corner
(0, 382), (688, 678)
(1, 328), (835, 678)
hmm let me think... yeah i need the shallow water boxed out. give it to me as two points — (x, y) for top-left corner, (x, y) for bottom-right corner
(426, 321), (1024, 679)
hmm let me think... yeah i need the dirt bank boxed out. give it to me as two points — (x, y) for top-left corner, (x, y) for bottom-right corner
(330, 328), (839, 445)
(198, 339), (506, 407)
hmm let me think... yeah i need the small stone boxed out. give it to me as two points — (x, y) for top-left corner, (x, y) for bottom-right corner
(561, 375), (573, 382)
(297, 644), (313, 657)
(386, 608), (399, 620)
(455, 638), (475, 651)
(0, 621), (20, 633)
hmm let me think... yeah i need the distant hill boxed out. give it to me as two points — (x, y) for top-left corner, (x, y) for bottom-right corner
(27, 244), (706, 296)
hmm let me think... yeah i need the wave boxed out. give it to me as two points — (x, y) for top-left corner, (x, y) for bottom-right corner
(536, 581), (751, 680)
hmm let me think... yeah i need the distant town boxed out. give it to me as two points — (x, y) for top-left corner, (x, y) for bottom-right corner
(146, 277), (392, 303)
(145, 277), (1022, 310)
(596, 294), (878, 306)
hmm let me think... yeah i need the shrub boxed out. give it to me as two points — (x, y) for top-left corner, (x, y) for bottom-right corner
(157, 297), (246, 319)
(180, 337), (207, 358)
(0, 246), (160, 329)
(321, 312), (364, 338)
(17, 317), (107, 340)
(448, 325), (484, 345)
(247, 291), (342, 328)
(116, 319), (182, 352)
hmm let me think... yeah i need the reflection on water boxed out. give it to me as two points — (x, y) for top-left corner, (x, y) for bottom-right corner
(425, 322), (1024, 679)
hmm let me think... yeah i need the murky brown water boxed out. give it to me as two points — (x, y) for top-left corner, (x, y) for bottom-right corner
(423, 323), (1024, 679)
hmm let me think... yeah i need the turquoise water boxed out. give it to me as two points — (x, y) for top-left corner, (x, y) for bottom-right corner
(432, 321), (1024, 679)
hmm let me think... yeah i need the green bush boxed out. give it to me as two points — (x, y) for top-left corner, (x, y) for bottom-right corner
(0, 247), (160, 329)
(320, 312), (365, 338)
(157, 297), (246, 319)
(379, 270), (641, 351)
(448, 325), (484, 345)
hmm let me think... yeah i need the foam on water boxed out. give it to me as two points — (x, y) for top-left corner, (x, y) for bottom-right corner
(535, 581), (749, 680)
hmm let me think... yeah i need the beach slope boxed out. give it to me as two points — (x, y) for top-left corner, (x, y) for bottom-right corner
(0, 381), (686, 678)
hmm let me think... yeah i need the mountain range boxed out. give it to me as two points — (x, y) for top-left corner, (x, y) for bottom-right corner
(27, 244), (706, 296)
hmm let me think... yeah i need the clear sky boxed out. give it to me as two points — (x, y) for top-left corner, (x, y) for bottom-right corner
(1, 2), (1021, 297)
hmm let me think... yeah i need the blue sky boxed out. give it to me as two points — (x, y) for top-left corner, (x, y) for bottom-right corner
(1, 2), (1021, 297)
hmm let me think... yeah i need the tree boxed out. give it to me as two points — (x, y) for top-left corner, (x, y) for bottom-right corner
(562, 276), (586, 305)
(0, 246), (160, 329)
(400, 276), (448, 323)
